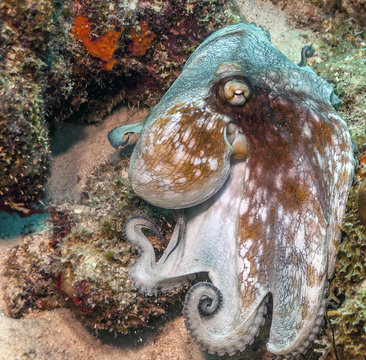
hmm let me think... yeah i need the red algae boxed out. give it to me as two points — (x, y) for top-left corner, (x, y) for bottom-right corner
(357, 153), (366, 178)
(128, 21), (156, 57)
(72, 16), (120, 64)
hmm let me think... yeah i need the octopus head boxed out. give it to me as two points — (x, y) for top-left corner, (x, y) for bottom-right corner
(127, 62), (249, 209)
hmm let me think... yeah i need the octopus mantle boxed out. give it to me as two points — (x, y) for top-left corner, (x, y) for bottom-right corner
(108, 22), (354, 357)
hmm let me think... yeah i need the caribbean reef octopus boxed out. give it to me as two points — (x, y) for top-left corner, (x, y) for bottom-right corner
(108, 22), (354, 357)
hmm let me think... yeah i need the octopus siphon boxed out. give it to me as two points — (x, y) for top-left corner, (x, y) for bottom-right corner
(108, 22), (354, 357)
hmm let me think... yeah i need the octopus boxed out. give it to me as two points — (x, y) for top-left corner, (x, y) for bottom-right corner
(108, 22), (354, 357)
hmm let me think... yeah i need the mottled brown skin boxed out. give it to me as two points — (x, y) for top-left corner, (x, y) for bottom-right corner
(140, 103), (228, 196)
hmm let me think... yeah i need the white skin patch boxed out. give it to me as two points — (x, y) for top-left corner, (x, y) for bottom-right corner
(255, 165), (263, 177)
(243, 167), (250, 182)
(173, 144), (187, 164)
(276, 204), (285, 223)
(274, 175), (282, 189)
(206, 121), (214, 130)
(162, 178), (173, 186)
(195, 169), (202, 177)
(239, 240), (253, 258)
(182, 130), (190, 142)
(239, 197), (250, 215)
(240, 256), (253, 283)
(302, 123), (312, 139)
(293, 224), (306, 253)
(188, 139), (195, 149)
(173, 150), (185, 164)
(193, 157), (201, 166)
(209, 158), (218, 171)
(160, 116), (180, 136)
(259, 206), (268, 222)
(196, 117), (206, 128)
(258, 244), (263, 257)
(173, 133), (180, 143)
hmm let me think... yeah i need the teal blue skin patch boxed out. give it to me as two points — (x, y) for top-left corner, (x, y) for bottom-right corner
(108, 120), (144, 148)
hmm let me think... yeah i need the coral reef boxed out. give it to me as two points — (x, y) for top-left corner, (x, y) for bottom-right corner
(0, 0), (54, 210)
(359, 179), (366, 225)
(2, 232), (63, 318)
(0, 0), (237, 210)
(71, 16), (121, 69)
(309, 16), (366, 360)
(270, 0), (365, 26)
(2, 156), (186, 334)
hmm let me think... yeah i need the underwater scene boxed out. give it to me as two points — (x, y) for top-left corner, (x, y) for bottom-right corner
(0, 1), (365, 359)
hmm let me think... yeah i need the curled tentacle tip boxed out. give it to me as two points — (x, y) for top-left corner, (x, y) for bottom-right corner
(297, 44), (315, 67)
(107, 128), (129, 148)
(108, 120), (144, 148)
(124, 216), (163, 243)
(184, 282), (223, 318)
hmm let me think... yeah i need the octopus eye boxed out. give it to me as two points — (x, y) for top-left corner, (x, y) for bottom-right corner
(225, 123), (248, 159)
(221, 80), (250, 106)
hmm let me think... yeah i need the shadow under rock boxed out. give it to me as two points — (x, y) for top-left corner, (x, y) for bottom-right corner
(49, 122), (88, 156)
(94, 302), (183, 350)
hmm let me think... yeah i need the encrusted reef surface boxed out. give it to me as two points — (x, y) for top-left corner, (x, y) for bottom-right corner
(269, 0), (365, 26)
(2, 156), (185, 334)
(1, 1), (365, 359)
(0, 0), (237, 210)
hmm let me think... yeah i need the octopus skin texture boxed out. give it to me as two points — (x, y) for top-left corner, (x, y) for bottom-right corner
(108, 22), (354, 357)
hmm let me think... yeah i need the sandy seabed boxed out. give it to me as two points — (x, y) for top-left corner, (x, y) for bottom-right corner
(0, 1), (316, 359)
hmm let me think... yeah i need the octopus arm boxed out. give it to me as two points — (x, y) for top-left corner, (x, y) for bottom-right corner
(264, 202), (329, 356)
(183, 280), (269, 356)
(124, 216), (208, 295)
(181, 161), (271, 356)
(107, 120), (144, 148)
(268, 256), (327, 356)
